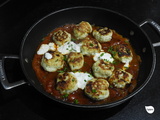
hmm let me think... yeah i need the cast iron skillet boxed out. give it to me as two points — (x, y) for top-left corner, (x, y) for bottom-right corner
(0, 6), (160, 109)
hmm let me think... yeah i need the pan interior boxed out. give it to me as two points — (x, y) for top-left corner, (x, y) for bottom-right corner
(20, 7), (155, 108)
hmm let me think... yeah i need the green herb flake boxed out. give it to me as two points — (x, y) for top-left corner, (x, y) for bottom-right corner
(62, 94), (69, 98)
(71, 38), (76, 41)
(74, 99), (79, 104)
(89, 43), (94, 47)
(108, 46), (117, 56)
(63, 55), (67, 61)
(100, 53), (104, 57)
(104, 59), (109, 62)
(63, 67), (67, 72)
(92, 89), (97, 93)
(57, 70), (64, 73)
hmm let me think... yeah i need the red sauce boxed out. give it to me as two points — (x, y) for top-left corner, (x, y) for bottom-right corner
(32, 24), (141, 105)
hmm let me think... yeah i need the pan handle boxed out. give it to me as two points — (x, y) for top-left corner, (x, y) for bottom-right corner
(0, 55), (26, 90)
(139, 19), (160, 47)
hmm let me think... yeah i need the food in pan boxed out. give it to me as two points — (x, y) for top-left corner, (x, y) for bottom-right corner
(32, 21), (141, 105)
(73, 21), (92, 39)
(41, 51), (64, 72)
(52, 30), (71, 45)
(108, 69), (133, 88)
(85, 78), (110, 100)
(92, 59), (115, 78)
(56, 72), (78, 94)
(92, 27), (113, 42)
(67, 52), (84, 71)
(80, 38), (102, 56)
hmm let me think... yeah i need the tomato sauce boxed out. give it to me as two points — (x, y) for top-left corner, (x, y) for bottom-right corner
(32, 24), (141, 105)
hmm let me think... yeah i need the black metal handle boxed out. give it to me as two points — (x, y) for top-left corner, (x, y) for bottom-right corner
(0, 55), (26, 90)
(139, 19), (160, 47)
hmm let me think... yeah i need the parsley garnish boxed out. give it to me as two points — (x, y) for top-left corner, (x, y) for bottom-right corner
(89, 43), (94, 47)
(108, 46), (117, 56)
(62, 94), (69, 98)
(71, 38), (76, 41)
(74, 99), (79, 104)
(63, 55), (67, 61)
(92, 89), (97, 93)
(100, 53), (104, 57)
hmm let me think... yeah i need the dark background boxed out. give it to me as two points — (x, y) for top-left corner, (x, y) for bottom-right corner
(0, 0), (160, 120)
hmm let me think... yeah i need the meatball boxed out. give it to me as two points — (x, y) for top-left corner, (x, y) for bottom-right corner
(84, 78), (110, 100)
(113, 44), (133, 64)
(67, 52), (84, 71)
(73, 21), (92, 39)
(41, 51), (64, 72)
(80, 38), (102, 56)
(93, 27), (113, 43)
(92, 60), (114, 78)
(56, 72), (78, 94)
(108, 69), (133, 88)
(52, 30), (71, 45)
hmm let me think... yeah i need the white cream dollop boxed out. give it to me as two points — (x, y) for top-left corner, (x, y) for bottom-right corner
(37, 44), (49, 55)
(57, 41), (81, 55)
(37, 42), (56, 55)
(44, 52), (52, 59)
(69, 72), (93, 89)
(93, 52), (114, 63)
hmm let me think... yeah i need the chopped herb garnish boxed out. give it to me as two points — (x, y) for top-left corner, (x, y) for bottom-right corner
(57, 67), (67, 73)
(108, 47), (117, 56)
(57, 70), (64, 73)
(100, 53), (104, 57)
(92, 89), (97, 93)
(72, 79), (75, 82)
(62, 94), (69, 98)
(55, 59), (59, 62)
(71, 38), (76, 41)
(104, 59), (109, 62)
(74, 99), (79, 104)
(63, 55), (67, 61)
(84, 79), (87, 82)
(89, 43), (94, 47)
(108, 46), (113, 52)
(63, 67), (67, 71)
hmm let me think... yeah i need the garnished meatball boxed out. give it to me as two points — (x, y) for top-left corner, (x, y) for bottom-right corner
(52, 30), (71, 45)
(67, 52), (84, 71)
(84, 78), (110, 100)
(93, 27), (113, 43)
(56, 72), (78, 94)
(92, 60), (115, 78)
(41, 51), (64, 72)
(108, 69), (133, 88)
(113, 44), (133, 64)
(73, 21), (92, 39)
(80, 38), (102, 56)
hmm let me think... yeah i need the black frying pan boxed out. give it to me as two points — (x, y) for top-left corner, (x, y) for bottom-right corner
(0, 6), (160, 109)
